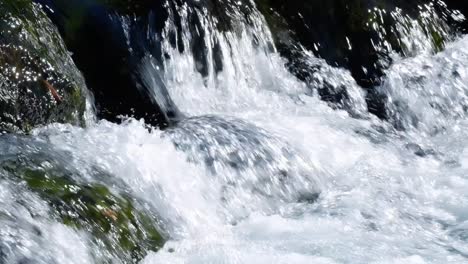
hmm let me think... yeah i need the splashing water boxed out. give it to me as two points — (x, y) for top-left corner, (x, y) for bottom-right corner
(379, 37), (468, 132)
(2, 0), (468, 263)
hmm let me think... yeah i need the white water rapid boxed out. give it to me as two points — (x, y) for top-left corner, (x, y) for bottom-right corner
(2, 1), (468, 263)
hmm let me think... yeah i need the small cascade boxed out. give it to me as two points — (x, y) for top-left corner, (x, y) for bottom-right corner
(1, 0), (468, 263)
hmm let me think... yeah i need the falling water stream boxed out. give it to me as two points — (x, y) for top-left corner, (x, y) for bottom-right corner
(2, 0), (468, 263)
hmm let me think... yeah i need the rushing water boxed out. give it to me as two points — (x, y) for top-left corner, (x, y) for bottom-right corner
(2, 1), (468, 263)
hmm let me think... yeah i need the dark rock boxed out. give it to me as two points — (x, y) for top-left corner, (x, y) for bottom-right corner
(33, 0), (466, 125)
(0, 0), (88, 133)
(282, 49), (366, 115)
(255, 0), (462, 117)
(34, 0), (266, 128)
(443, 0), (468, 33)
(256, 0), (456, 82)
(35, 0), (182, 129)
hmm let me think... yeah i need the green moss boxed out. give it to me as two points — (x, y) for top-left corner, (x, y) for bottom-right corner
(0, 0), (88, 133)
(1, 0), (31, 13)
(347, 1), (368, 31)
(429, 27), (445, 52)
(1, 156), (165, 262)
(255, 0), (452, 69)
(60, 83), (87, 126)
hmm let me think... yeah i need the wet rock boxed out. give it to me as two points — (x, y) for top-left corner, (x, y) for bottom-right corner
(255, 0), (461, 117)
(0, 134), (165, 262)
(35, 0), (273, 128)
(284, 50), (368, 115)
(0, 144), (165, 263)
(165, 115), (321, 205)
(0, 0), (88, 133)
(34, 0), (465, 125)
(36, 0), (181, 129)
(256, 0), (456, 82)
(444, 0), (468, 33)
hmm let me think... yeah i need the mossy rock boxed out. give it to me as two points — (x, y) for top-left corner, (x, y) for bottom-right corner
(0, 0), (88, 133)
(0, 153), (165, 263)
(254, 0), (459, 119)
(255, 0), (454, 86)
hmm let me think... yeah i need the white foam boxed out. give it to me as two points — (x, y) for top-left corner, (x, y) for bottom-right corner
(5, 1), (468, 263)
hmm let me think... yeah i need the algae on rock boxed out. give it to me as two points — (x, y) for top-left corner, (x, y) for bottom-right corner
(0, 0), (88, 133)
(0, 147), (165, 263)
(254, 0), (461, 119)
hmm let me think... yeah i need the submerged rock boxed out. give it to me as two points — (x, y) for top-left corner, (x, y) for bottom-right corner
(0, 0), (88, 133)
(165, 115), (321, 205)
(0, 135), (165, 262)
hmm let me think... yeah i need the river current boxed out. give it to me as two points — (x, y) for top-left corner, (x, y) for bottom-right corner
(2, 1), (468, 263)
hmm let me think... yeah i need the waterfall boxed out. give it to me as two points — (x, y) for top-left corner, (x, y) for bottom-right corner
(1, 0), (468, 263)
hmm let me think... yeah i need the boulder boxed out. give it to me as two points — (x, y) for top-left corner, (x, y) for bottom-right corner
(256, 0), (457, 84)
(0, 135), (166, 262)
(255, 0), (462, 117)
(36, 0), (181, 129)
(0, 0), (88, 133)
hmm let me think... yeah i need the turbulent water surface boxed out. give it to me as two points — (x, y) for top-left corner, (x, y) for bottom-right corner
(2, 1), (468, 263)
